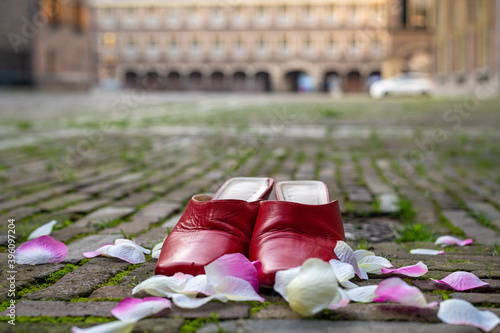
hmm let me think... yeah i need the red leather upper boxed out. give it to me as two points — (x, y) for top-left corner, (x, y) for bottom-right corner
(249, 200), (345, 285)
(155, 194), (260, 276)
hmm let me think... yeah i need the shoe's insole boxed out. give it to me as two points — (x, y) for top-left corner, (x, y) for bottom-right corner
(275, 181), (330, 205)
(212, 177), (271, 202)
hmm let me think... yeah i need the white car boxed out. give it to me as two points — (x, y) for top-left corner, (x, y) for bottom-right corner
(369, 73), (434, 99)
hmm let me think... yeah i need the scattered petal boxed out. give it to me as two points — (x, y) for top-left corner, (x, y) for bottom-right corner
(410, 248), (445, 255)
(345, 285), (378, 303)
(114, 239), (151, 254)
(353, 249), (375, 263)
(107, 243), (146, 264)
(435, 236), (473, 247)
(132, 274), (193, 297)
(329, 287), (350, 310)
(28, 220), (57, 240)
(171, 293), (227, 309)
(438, 299), (500, 332)
(329, 259), (357, 288)
(285, 258), (339, 316)
(357, 255), (393, 274)
(151, 241), (163, 254)
(111, 297), (171, 321)
(71, 320), (136, 333)
(432, 272), (489, 291)
(182, 274), (215, 296)
(334, 241), (368, 279)
(83, 244), (114, 259)
(381, 261), (428, 277)
(151, 250), (161, 259)
(215, 276), (265, 302)
(15, 235), (67, 265)
(374, 277), (437, 308)
(205, 253), (259, 292)
(274, 266), (301, 302)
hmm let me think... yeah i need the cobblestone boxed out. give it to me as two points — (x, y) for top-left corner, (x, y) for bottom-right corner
(1, 94), (499, 332)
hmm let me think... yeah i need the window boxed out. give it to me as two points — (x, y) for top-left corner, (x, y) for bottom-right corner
(126, 7), (136, 27)
(349, 5), (357, 25)
(46, 0), (61, 25)
(372, 39), (383, 56)
(126, 38), (137, 59)
(147, 6), (159, 27)
(234, 36), (245, 55)
(327, 37), (336, 56)
(257, 36), (266, 54)
(104, 7), (115, 27)
(72, 0), (84, 31)
(167, 7), (179, 25)
(147, 37), (159, 59)
(213, 36), (223, 55)
(281, 36), (289, 55)
(326, 5), (336, 24)
(170, 38), (179, 56)
(280, 5), (288, 22)
(349, 38), (361, 56)
(191, 36), (200, 55)
(103, 32), (116, 47)
(304, 36), (312, 54)
(409, 0), (428, 29)
(304, 4), (312, 22)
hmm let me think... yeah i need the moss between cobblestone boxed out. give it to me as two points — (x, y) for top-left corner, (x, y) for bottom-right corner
(97, 262), (144, 288)
(179, 312), (225, 333)
(429, 290), (451, 300)
(69, 297), (125, 303)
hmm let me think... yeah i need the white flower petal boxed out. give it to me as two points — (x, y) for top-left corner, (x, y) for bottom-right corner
(132, 274), (192, 297)
(285, 258), (339, 316)
(151, 242), (163, 253)
(329, 287), (350, 310)
(215, 276), (264, 302)
(353, 249), (375, 263)
(438, 299), (500, 332)
(329, 259), (355, 283)
(339, 280), (359, 289)
(114, 239), (151, 254)
(171, 293), (228, 309)
(151, 250), (161, 259)
(357, 255), (393, 274)
(71, 320), (136, 333)
(107, 243), (146, 264)
(345, 285), (378, 303)
(183, 274), (215, 296)
(274, 266), (301, 302)
(15, 236), (67, 265)
(334, 241), (368, 279)
(28, 220), (57, 240)
(410, 248), (445, 255)
(111, 297), (171, 321)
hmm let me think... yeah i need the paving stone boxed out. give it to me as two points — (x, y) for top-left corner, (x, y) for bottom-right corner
(89, 285), (143, 299)
(450, 292), (500, 304)
(443, 210), (500, 245)
(70, 206), (135, 228)
(59, 198), (111, 214)
(0, 264), (65, 302)
(412, 279), (500, 292)
(114, 191), (155, 207)
(162, 213), (182, 228)
(23, 258), (131, 301)
(198, 320), (477, 333)
(0, 300), (117, 317)
(0, 185), (70, 212)
(0, 206), (41, 226)
(37, 193), (89, 211)
(168, 302), (250, 319)
(0, 322), (75, 333)
(133, 227), (169, 248)
(117, 261), (155, 285)
(64, 234), (122, 264)
(467, 202), (500, 229)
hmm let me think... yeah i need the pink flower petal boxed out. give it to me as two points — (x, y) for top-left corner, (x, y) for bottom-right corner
(381, 261), (428, 277)
(374, 277), (437, 308)
(409, 248), (445, 255)
(431, 272), (489, 291)
(83, 244), (113, 258)
(435, 236), (473, 247)
(438, 299), (500, 332)
(71, 320), (136, 333)
(205, 253), (259, 292)
(15, 235), (67, 265)
(111, 297), (171, 321)
(334, 241), (368, 280)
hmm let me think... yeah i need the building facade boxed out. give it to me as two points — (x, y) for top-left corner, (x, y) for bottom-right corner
(433, 0), (500, 96)
(90, 0), (434, 92)
(0, 0), (91, 90)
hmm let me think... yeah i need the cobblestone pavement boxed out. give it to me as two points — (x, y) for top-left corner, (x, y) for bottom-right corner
(0, 92), (499, 332)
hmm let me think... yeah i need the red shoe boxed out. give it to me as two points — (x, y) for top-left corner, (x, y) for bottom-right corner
(155, 177), (274, 276)
(249, 181), (345, 286)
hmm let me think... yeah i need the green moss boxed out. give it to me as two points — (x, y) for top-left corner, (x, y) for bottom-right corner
(0, 315), (115, 324)
(429, 289), (452, 300)
(475, 302), (500, 308)
(392, 198), (416, 224)
(179, 312), (224, 333)
(247, 301), (270, 316)
(396, 223), (434, 243)
(98, 262), (143, 288)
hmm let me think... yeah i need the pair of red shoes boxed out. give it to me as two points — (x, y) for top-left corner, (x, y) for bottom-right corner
(155, 177), (345, 286)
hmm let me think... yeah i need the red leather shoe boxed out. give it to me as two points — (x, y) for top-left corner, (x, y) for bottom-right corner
(249, 181), (345, 286)
(155, 177), (274, 276)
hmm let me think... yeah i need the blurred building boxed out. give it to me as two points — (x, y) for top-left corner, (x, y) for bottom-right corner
(90, 0), (434, 93)
(433, 0), (500, 96)
(0, 0), (91, 90)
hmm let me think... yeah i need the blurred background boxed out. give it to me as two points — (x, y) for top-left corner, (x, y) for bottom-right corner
(1, 0), (499, 97)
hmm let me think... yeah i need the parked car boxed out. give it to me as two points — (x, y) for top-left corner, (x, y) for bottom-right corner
(369, 73), (434, 99)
